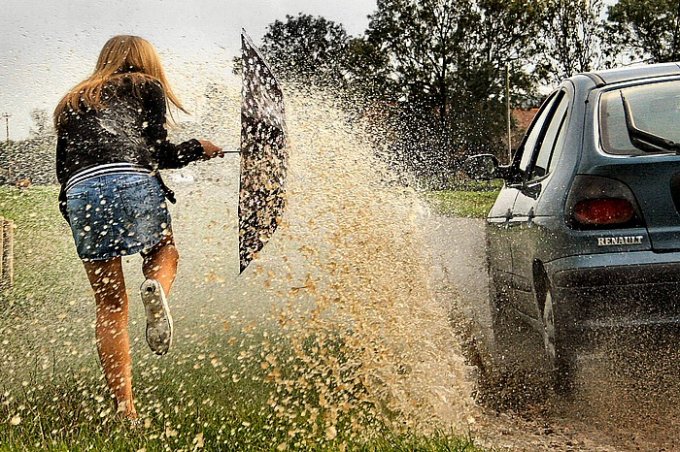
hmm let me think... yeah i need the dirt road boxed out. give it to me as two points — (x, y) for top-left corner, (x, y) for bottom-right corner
(428, 214), (680, 452)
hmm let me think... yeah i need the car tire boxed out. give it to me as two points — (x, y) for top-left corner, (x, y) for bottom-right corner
(480, 273), (576, 406)
(540, 282), (577, 395)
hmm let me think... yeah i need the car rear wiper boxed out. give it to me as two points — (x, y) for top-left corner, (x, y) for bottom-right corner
(620, 91), (680, 154)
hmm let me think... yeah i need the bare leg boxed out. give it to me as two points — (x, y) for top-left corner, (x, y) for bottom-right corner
(142, 233), (179, 296)
(83, 257), (136, 419)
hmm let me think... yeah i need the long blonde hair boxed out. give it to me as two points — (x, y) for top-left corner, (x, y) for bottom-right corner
(54, 35), (187, 129)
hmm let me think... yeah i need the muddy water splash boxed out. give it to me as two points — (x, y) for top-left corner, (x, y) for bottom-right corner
(0, 84), (476, 449)
(230, 89), (477, 442)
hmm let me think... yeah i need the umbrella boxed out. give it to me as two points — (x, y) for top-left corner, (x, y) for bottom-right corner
(238, 30), (288, 273)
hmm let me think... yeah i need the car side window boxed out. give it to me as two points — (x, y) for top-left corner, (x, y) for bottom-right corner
(531, 93), (570, 180)
(515, 92), (560, 179)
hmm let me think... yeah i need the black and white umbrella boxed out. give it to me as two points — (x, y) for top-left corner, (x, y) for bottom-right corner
(238, 30), (288, 273)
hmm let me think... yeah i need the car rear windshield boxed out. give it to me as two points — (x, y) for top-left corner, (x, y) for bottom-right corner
(600, 79), (680, 155)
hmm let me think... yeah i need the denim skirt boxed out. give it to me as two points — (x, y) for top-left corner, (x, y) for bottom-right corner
(65, 173), (172, 261)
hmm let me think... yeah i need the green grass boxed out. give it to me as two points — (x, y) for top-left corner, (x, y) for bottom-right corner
(0, 332), (481, 451)
(0, 186), (484, 451)
(0, 186), (77, 312)
(426, 190), (499, 219)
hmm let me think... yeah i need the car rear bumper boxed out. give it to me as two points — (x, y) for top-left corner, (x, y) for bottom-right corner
(545, 251), (680, 333)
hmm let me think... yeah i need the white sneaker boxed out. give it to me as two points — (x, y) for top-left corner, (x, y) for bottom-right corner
(140, 279), (173, 355)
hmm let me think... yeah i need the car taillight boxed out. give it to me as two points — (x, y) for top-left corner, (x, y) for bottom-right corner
(566, 175), (644, 229)
(573, 198), (634, 226)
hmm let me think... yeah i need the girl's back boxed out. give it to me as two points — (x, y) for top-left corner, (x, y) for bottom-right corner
(57, 76), (164, 179)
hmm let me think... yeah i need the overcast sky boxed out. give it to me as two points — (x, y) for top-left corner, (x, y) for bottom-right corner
(0, 0), (377, 139)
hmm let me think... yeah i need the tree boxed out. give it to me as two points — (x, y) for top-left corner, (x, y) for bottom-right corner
(0, 109), (59, 185)
(29, 109), (52, 139)
(361, 0), (546, 181)
(366, 0), (544, 112)
(342, 36), (392, 100)
(457, 0), (546, 106)
(541, 0), (610, 82)
(259, 13), (352, 86)
(607, 0), (680, 63)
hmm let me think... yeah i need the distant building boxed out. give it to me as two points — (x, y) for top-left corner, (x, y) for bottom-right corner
(513, 108), (540, 131)
(511, 107), (539, 150)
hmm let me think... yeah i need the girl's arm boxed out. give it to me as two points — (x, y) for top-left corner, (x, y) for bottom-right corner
(55, 134), (69, 186)
(142, 81), (205, 169)
(56, 134), (70, 222)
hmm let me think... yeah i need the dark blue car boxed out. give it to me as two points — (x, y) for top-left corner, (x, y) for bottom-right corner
(468, 63), (680, 392)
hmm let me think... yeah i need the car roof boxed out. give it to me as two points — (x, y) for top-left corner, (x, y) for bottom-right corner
(580, 62), (680, 87)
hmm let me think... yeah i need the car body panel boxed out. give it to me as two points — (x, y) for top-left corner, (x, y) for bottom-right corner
(485, 63), (680, 340)
(487, 187), (519, 290)
(578, 76), (680, 253)
(584, 159), (680, 251)
(546, 250), (680, 333)
(583, 62), (680, 86)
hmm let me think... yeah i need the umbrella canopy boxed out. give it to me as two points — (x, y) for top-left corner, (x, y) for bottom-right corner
(238, 30), (288, 273)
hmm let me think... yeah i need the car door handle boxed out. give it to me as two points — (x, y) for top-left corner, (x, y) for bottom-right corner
(504, 209), (513, 228)
(527, 207), (535, 227)
(528, 207), (535, 221)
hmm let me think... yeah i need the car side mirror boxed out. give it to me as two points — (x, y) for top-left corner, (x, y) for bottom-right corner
(463, 154), (509, 180)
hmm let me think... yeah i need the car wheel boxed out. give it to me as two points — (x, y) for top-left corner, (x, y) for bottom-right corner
(540, 283), (577, 394)
(542, 289), (557, 365)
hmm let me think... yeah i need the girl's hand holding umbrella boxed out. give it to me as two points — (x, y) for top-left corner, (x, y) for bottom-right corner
(199, 140), (224, 159)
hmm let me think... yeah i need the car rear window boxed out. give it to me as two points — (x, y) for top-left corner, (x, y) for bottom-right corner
(600, 79), (680, 155)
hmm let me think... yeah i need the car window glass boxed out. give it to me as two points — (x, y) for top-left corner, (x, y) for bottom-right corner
(600, 79), (680, 155)
(517, 92), (560, 175)
(548, 109), (569, 174)
(532, 94), (569, 180)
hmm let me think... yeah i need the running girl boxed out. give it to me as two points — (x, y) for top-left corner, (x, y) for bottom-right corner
(54, 35), (223, 420)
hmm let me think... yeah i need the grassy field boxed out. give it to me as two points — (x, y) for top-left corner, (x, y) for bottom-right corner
(425, 190), (499, 219)
(0, 186), (78, 312)
(0, 186), (482, 451)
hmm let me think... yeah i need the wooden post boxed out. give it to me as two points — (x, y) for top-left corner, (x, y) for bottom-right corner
(2, 219), (14, 291)
(506, 64), (512, 164)
(0, 216), (4, 282)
